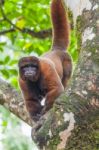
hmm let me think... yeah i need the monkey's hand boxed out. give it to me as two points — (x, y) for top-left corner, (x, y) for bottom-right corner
(31, 113), (42, 122)
(41, 86), (64, 115)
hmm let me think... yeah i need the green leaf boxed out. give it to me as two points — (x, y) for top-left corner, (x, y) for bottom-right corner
(16, 17), (26, 29)
(2, 120), (8, 127)
(9, 60), (18, 65)
(4, 56), (10, 64)
(0, 60), (4, 64)
(1, 69), (9, 78)
(9, 69), (18, 75)
(0, 47), (3, 52)
(9, 77), (19, 89)
(23, 42), (32, 50)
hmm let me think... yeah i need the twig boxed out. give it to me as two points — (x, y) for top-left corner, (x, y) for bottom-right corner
(0, 18), (4, 22)
(0, 27), (52, 38)
(0, 28), (15, 35)
(22, 28), (52, 38)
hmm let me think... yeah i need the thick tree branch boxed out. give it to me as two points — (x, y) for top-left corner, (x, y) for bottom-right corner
(0, 78), (33, 126)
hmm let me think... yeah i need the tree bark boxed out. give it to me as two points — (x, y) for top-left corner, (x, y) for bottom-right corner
(0, 0), (99, 150)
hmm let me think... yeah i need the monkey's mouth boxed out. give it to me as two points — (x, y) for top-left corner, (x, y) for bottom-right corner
(24, 72), (34, 80)
(24, 73), (37, 82)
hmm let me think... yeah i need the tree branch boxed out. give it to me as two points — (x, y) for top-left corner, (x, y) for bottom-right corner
(0, 18), (4, 22)
(0, 78), (33, 126)
(0, 27), (52, 38)
(22, 28), (52, 39)
(0, 28), (15, 35)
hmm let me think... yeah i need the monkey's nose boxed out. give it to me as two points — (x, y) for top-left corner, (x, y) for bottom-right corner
(25, 72), (32, 77)
(25, 71), (30, 75)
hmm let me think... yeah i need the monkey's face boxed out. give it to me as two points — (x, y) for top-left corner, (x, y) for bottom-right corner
(18, 56), (40, 82)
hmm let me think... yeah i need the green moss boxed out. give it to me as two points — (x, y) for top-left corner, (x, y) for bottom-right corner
(68, 9), (74, 29)
(47, 136), (60, 150)
(46, 122), (69, 150)
(76, 16), (83, 52)
(65, 119), (99, 150)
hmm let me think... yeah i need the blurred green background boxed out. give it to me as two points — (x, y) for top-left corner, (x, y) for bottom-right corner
(0, 0), (78, 149)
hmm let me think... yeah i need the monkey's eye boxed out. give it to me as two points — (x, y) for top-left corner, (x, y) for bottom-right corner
(21, 66), (27, 70)
(21, 64), (38, 71)
(30, 64), (36, 67)
(30, 64), (38, 68)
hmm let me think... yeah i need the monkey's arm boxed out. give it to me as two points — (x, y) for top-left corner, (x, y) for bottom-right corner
(42, 86), (63, 114)
(19, 78), (42, 121)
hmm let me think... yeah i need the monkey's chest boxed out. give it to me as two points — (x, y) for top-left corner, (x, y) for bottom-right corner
(31, 81), (47, 101)
(38, 78), (47, 97)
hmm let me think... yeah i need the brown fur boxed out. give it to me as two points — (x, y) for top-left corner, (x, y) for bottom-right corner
(18, 0), (72, 121)
(51, 0), (70, 50)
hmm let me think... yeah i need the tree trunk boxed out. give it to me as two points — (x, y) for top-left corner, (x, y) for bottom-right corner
(31, 0), (99, 149)
(0, 0), (99, 150)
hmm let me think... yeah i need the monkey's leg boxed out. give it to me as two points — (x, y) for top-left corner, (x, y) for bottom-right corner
(25, 99), (43, 121)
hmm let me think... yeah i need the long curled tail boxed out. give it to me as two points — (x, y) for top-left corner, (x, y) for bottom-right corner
(51, 0), (70, 51)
